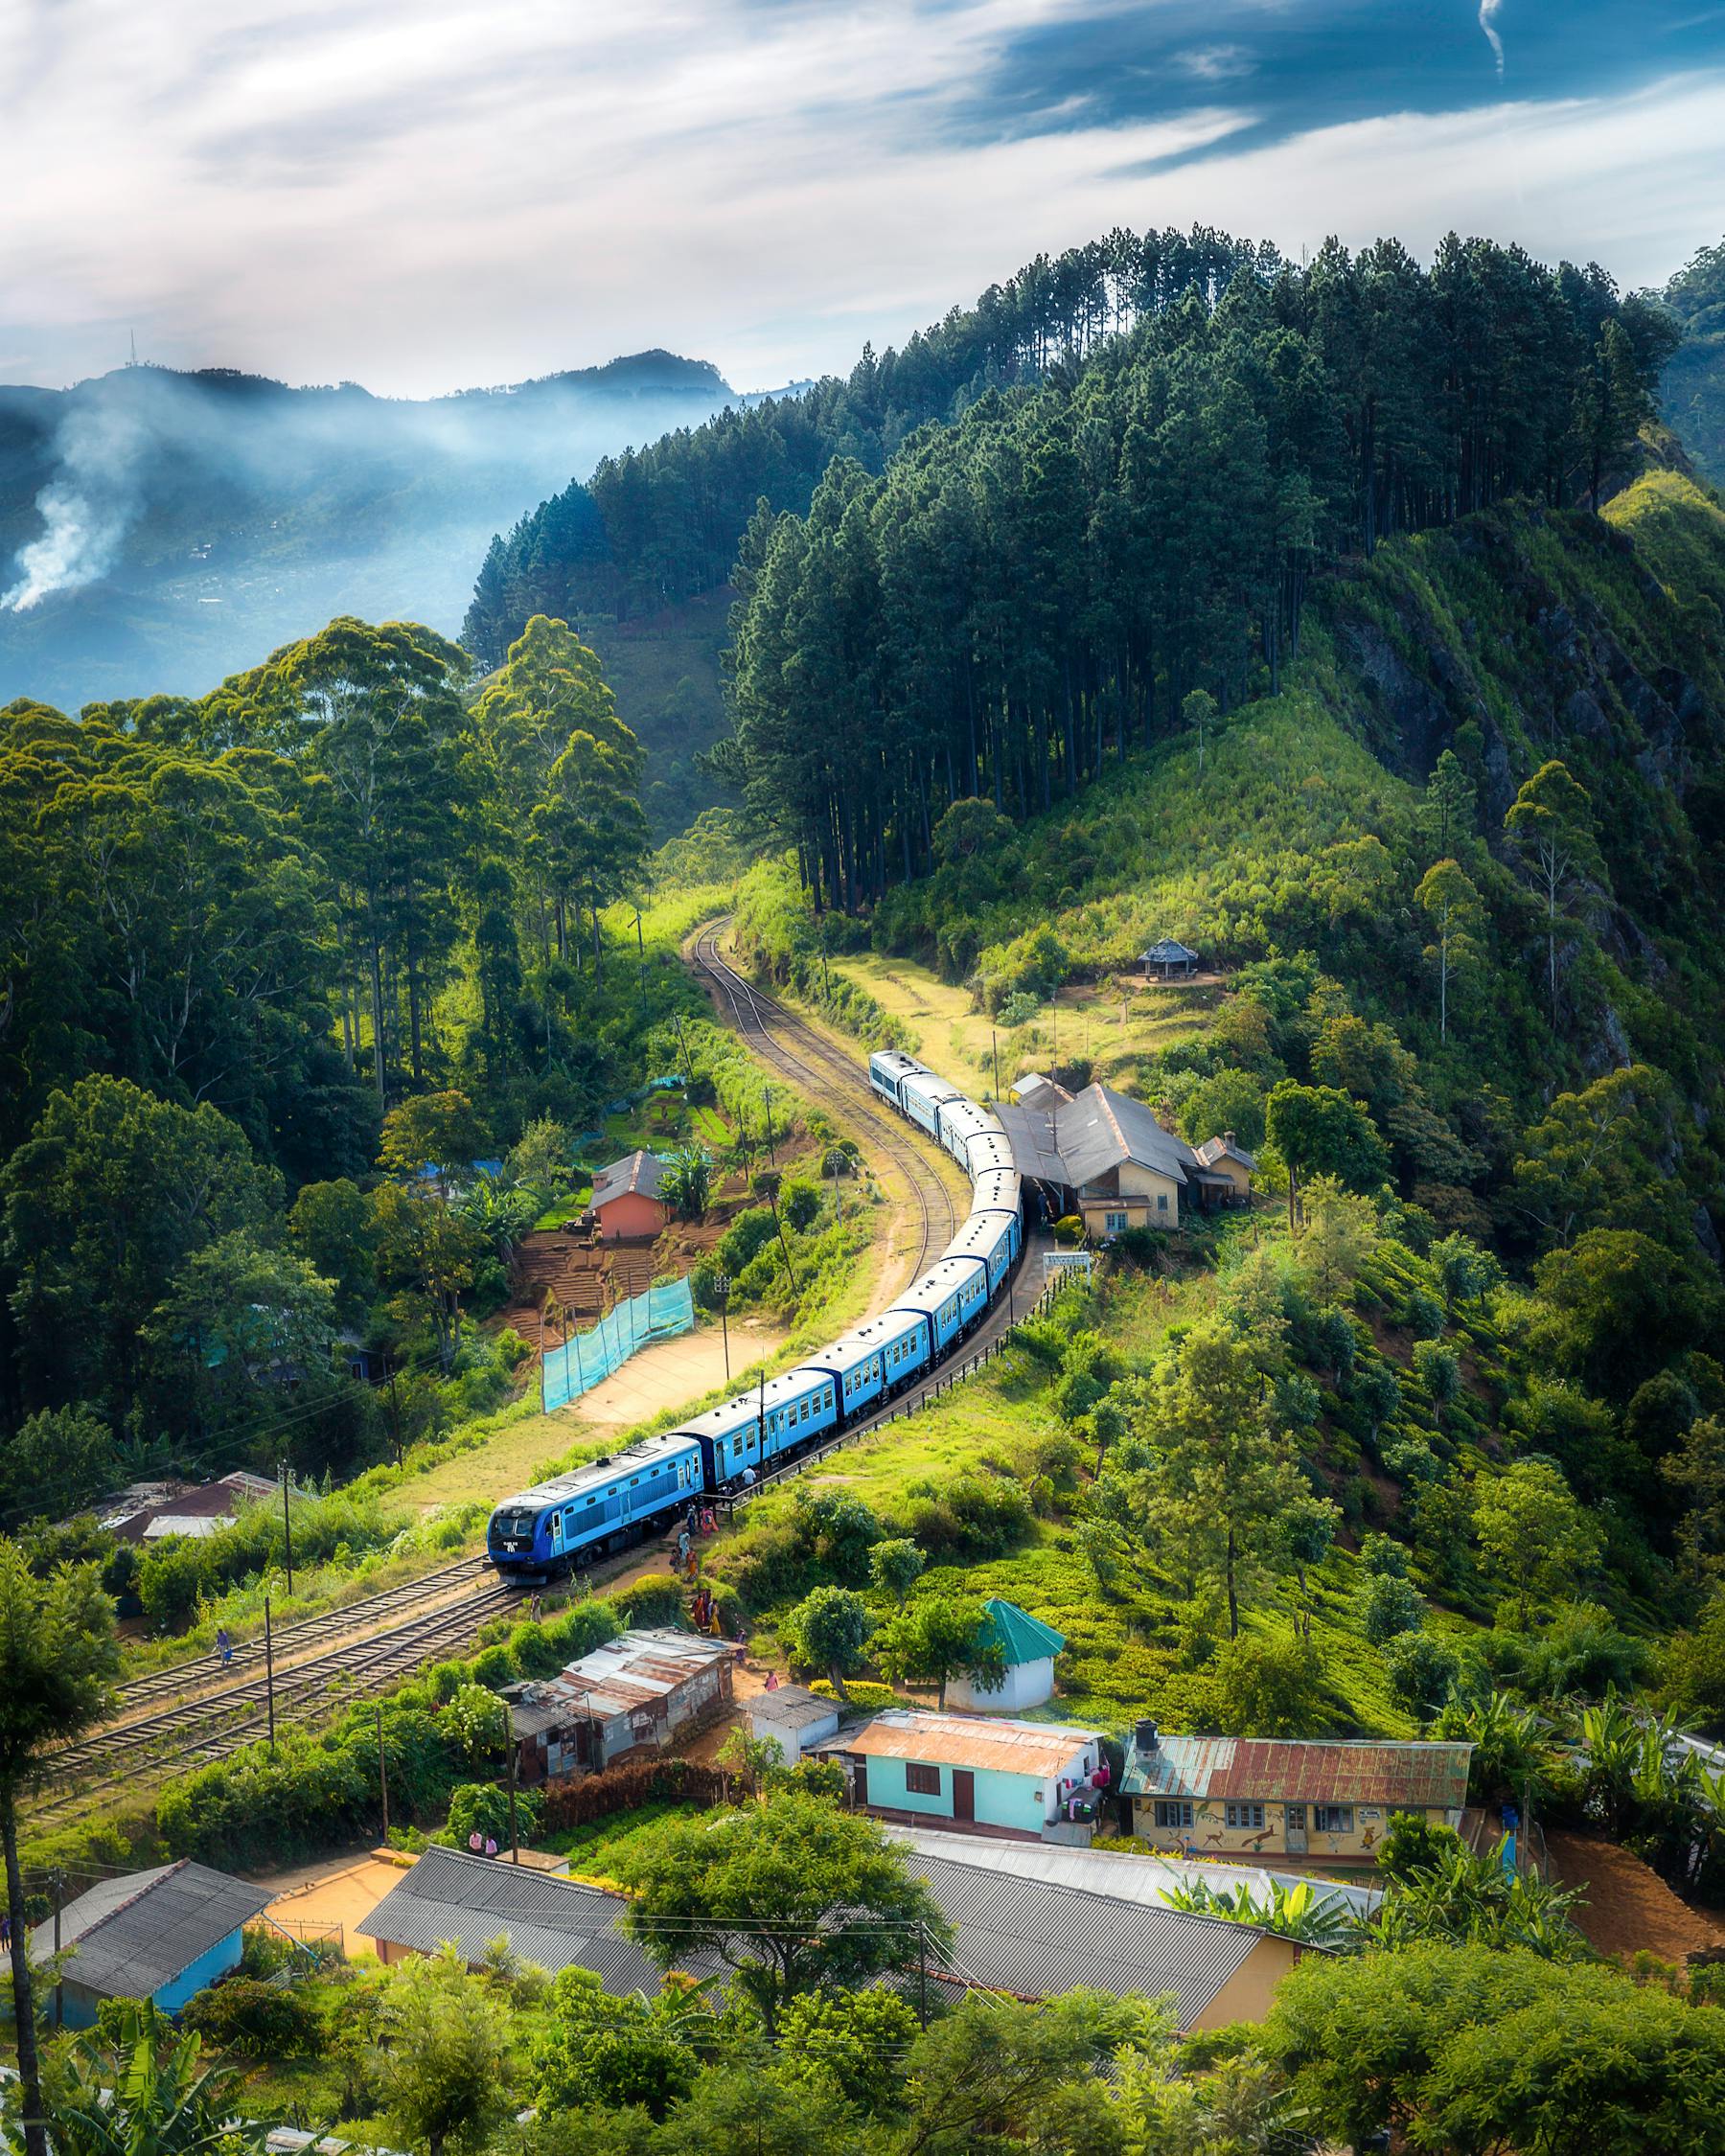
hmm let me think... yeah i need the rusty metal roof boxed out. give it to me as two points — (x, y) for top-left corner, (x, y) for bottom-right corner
(838, 1710), (1101, 1778)
(536, 1628), (732, 1722)
(1121, 1736), (1471, 1809)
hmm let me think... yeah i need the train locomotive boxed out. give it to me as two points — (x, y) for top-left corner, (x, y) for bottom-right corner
(486, 1052), (1024, 1582)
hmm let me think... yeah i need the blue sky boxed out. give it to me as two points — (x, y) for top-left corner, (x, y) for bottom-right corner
(1, 0), (1721, 398)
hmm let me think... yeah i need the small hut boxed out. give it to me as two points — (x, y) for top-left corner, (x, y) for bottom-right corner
(1139, 938), (1200, 980)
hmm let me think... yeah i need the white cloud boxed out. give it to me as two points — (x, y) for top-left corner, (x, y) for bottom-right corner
(1175, 45), (1258, 81)
(0, 1), (1718, 396)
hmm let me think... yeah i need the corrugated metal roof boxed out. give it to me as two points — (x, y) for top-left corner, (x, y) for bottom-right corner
(1194, 1136), (1257, 1171)
(909, 1852), (1262, 2023)
(1140, 939), (1200, 963)
(1121, 1736), (1472, 1809)
(33, 1862), (270, 1999)
(747, 1685), (840, 1732)
(356, 1846), (713, 1994)
(591, 1151), (667, 1208)
(838, 1711), (1099, 1778)
(977, 1599), (1065, 1666)
(533, 1629), (732, 1722)
(884, 1825), (1380, 1919)
(998, 1084), (1198, 1193)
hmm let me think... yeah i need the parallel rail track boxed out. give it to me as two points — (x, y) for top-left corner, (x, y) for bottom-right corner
(692, 927), (960, 1284)
(32, 1574), (520, 1819)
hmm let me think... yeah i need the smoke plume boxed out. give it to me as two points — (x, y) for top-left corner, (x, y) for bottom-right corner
(1479, 0), (1506, 80)
(2, 402), (148, 612)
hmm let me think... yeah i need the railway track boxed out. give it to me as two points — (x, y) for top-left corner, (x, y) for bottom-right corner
(692, 927), (960, 1283)
(31, 1573), (520, 1820)
(113, 1555), (493, 1712)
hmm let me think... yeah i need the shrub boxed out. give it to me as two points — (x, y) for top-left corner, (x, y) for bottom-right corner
(1360, 1572), (1424, 1644)
(443, 1781), (542, 1852)
(446, 1682), (509, 1763)
(895, 1473), (1032, 1560)
(780, 1179), (821, 1231)
(181, 1977), (322, 2058)
(1383, 1631), (1463, 1718)
(539, 1757), (727, 1833)
(718, 1207), (776, 1276)
(610, 1573), (689, 1629)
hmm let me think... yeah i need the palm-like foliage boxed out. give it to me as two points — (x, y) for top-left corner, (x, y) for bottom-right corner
(32, 2003), (267, 2156)
(1159, 1870), (1362, 1950)
(1368, 1837), (1589, 1961)
(1432, 1686), (1555, 1805)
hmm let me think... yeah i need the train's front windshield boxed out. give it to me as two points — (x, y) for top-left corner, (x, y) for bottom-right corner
(492, 1508), (538, 1541)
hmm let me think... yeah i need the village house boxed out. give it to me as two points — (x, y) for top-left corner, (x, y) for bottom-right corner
(89, 1470), (281, 1543)
(587, 1150), (670, 1241)
(31, 1861), (271, 2028)
(503, 1627), (734, 1783)
(357, 1835), (1323, 2030)
(745, 1682), (841, 1758)
(1139, 936), (1201, 980)
(945, 1598), (1065, 1712)
(825, 1709), (1106, 1840)
(1191, 1132), (1256, 1204)
(997, 1079), (1238, 1235)
(1120, 1724), (1473, 1869)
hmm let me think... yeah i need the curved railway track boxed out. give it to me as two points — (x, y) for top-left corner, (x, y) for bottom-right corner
(692, 927), (960, 1286)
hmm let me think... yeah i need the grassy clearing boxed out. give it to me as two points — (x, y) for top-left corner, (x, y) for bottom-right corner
(825, 947), (1219, 1098)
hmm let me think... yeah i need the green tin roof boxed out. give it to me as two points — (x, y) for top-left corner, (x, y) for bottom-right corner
(978, 1597), (1065, 1665)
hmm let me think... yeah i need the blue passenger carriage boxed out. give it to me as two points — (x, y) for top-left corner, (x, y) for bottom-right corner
(889, 1254), (988, 1354)
(487, 1432), (704, 1580)
(868, 1050), (927, 1109)
(804, 1309), (932, 1418)
(972, 1166), (1024, 1221)
(936, 1098), (1000, 1173)
(942, 1207), (1020, 1295)
(898, 1067), (964, 1138)
(965, 1129), (1018, 1179)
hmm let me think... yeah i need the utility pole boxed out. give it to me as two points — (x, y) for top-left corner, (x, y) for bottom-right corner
(714, 1273), (731, 1384)
(378, 1704), (390, 1843)
(264, 1595), (277, 1753)
(992, 1028), (1000, 1102)
(49, 1869), (66, 2029)
(279, 1461), (294, 1598)
(917, 1918), (929, 2029)
(757, 1361), (767, 1469)
(634, 907), (646, 1009)
(508, 1742), (521, 1864)
(763, 1084), (776, 1163)
(387, 1365), (403, 1464)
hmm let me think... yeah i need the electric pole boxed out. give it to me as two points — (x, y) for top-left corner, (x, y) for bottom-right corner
(279, 1462), (294, 1598)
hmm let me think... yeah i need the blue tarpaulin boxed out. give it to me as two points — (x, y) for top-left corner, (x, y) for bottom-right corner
(541, 1277), (696, 1413)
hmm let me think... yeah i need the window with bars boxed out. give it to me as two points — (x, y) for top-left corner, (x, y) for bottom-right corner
(1153, 1800), (1194, 1829)
(906, 1762), (941, 1797)
(1225, 1801), (1265, 1830)
(1314, 1804), (1354, 1835)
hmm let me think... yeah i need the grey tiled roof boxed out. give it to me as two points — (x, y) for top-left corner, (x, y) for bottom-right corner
(356, 1846), (709, 1994)
(998, 1084), (1198, 1193)
(591, 1151), (667, 1209)
(908, 1850), (1262, 2023)
(32, 1862), (270, 1999)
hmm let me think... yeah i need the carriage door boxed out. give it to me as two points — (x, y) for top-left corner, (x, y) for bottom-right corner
(549, 1510), (564, 1555)
(1284, 1803), (1307, 1854)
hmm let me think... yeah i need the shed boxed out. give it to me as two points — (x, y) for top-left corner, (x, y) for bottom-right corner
(1010, 1072), (1073, 1114)
(746, 1683), (841, 1757)
(1139, 938), (1201, 979)
(997, 1081), (1201, 1234)
(947, 1599), (1065, 1712)
(95, 1471), (279, 1543)
(1192, 1132), (1256, 1204)
(356, 1846), (717, 1989)
(827, 1709), (1104, 1839)
(588, 1152), (670, 1242)
(506, 1627), (734, 1783)
(31, 1861), (271, 2027)
(1121, 1728), (1472, 1868)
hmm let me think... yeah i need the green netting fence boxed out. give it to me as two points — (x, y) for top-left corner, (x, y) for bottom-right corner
(541, 1276), (696, 1412)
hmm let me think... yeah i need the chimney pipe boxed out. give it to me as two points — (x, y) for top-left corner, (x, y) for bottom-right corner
(1135, 1716), (1159, 1755)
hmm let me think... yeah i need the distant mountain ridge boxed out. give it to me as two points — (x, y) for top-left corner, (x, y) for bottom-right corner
(0, 350), (738, 709)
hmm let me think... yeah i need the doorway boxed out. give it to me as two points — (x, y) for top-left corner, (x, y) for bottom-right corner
(952, 1769), (975, 1823)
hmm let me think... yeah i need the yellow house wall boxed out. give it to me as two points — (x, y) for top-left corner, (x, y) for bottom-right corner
(1202, 1154), (1252, 1196)
(1085, 1165), (1184, 1231)
(1189, 1936), (1301, 2030)
(1131, 1796), (1443, 1862)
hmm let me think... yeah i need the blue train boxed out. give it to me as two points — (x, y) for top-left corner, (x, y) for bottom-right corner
(488, 1051), (1025, 1581)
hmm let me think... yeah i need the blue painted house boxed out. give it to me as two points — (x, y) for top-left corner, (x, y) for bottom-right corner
(32, 1861), (272, 2028)
(832, 1709), (1104, 1839)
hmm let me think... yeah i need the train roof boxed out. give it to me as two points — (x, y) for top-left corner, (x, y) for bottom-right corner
(899, 1069), (964, 1107)
(502, 1430), (700, 1512)
(971, 1167), (1023, 1209)
(799, 1308), (931, 1376)
(888, 1255), (988, 1317)
(940, 1099), (1001, 1136)
(965, 1132), (1018, 1176)
(869, 1050), (927, 1078)
(943, 1212), (1016, 1259)
(670, 1364), (839, 1444)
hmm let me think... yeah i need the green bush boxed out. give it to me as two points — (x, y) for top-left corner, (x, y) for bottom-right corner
(181, 1977), (322, 2058)
(443, 1781), (542, 1851)
(610, 1573), (688, 1628)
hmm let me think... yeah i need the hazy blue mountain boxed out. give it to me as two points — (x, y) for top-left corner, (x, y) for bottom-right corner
(0, 352), (735, 707)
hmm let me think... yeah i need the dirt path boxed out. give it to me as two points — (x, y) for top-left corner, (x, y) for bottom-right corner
(1546, 1829), (1725, 1965)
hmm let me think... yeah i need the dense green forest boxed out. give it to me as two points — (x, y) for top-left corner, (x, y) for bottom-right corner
(0, 612), (693, 1514)
(1661, 240), (1725, 482)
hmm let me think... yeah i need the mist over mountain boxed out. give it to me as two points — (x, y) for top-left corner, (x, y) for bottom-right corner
(0, 352), (737, 708)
